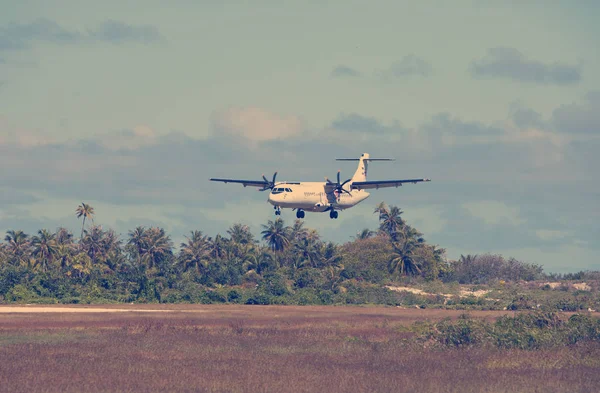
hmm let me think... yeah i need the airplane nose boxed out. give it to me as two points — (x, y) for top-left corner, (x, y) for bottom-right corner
(268, 193), (280, 203)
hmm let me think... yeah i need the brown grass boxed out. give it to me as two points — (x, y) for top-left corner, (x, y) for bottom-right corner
(0, 305), (598, 393)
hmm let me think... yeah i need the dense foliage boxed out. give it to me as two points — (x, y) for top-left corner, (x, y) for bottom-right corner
(0, 202), (597, 305)
(415, 312), (600, 350)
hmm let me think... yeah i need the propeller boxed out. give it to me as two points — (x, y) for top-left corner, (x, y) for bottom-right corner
(260, 172), (278, 191)
(326, 170), (352, 196)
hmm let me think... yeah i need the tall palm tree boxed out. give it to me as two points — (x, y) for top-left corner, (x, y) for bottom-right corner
(75, 202), (95, 240)
(31, 229), (58, 272)
(261, 218), (291, 252)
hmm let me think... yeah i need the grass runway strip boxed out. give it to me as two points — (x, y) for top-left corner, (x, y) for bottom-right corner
(1, 305), (598, 393)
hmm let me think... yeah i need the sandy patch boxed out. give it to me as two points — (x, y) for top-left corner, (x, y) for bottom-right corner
(573, 283), (591, 291)
(385, 286), (490, 299)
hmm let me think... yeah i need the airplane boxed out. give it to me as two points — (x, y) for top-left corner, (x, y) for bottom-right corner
(210, 153), (430, 219)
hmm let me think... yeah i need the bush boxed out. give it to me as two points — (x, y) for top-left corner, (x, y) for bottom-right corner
(258, 273), (289, 296)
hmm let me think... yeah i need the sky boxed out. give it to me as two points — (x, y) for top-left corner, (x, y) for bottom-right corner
(1, 0), (598, 273)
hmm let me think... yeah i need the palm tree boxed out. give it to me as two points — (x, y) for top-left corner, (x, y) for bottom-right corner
(375, 203), (405, 241)
(31, 229), (58, 272)
(127, 226), (147, 266)
(227, 223), (255, 245)
(354, 228), (375, 240)
(55, 227), (74, 246)
(387, 236), (421, 277)
(208, 234), (228, 260)
(227, 223), (257, 259)
(4, 230), (31, 266)
(75, 203), (95, 240)
(143, 227), (173, 269)
(293, 236), (322, 268)
(261, 218), (291, 252)
(178, 231), (210, 273)
(289, 219), (309, 242)
(80, 225), (105, 263)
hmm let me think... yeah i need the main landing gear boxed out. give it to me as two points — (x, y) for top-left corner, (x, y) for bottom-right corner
(329, 210), (339, 219)
(296, 209), (305, 219)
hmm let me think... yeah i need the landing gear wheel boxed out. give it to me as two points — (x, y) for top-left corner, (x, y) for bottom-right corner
(275, 206), (281, 216)
(296, 209), (305, 219)
(329, 210), (338, 219)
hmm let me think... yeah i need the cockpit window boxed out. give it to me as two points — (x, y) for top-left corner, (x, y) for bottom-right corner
(272, 187), (292, 194)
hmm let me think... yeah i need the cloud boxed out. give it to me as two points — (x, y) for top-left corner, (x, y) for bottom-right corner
(0, 117), (56, 147)
(95, 125), (158, 150)
(470, 47), (581, 85)
(552, 91), (600, 134)
(87, 20), (163, 44)
(211, 107), (304, 143)
(509, 104), (545, 129)
(463, 200), (524, 227)
(330, 113), (404, 134)
(0, 189), (40, 205)
(331, 65), (361, 78)
(378, 55), (432, 79)
(0, 18), (80, 50)
(0, 18), (163, 52)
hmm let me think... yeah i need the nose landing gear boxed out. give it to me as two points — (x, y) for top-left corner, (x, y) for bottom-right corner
(329, 210), (338, 219)
(274, 206), (281, 216)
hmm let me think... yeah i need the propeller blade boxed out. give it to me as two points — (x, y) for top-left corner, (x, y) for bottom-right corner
(337, 170), (341, 185)
(272, 172), (277, 184)
(262, 174), (269, 183)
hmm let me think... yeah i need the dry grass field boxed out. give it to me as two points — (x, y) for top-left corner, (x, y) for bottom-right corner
(1, 305), (599, 393)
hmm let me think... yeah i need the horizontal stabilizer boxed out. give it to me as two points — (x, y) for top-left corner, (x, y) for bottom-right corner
(335, 158), (394, 161)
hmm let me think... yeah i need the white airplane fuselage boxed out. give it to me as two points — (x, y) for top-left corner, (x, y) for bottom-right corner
(267, 182), (370, 212)
(210, 152), (430, 219)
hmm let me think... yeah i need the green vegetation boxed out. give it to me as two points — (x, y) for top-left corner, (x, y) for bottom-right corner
(411, 312), (600, 349)
(1, 202), (598, 308)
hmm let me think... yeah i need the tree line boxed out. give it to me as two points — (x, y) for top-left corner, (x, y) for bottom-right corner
(0, 202), (581, 304)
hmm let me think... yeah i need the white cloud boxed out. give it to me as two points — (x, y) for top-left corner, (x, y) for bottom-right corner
(211, 107), (304, 143)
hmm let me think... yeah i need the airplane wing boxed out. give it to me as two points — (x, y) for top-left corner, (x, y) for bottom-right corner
(209, 178), (271, 188)
(351, 178), (431, 190)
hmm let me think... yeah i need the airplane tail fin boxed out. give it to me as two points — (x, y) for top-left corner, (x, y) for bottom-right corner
(336, 153), (394, 183)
